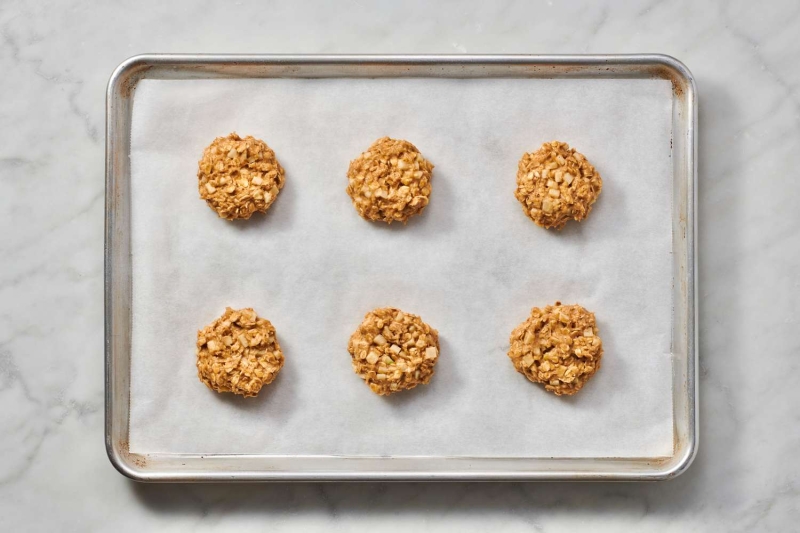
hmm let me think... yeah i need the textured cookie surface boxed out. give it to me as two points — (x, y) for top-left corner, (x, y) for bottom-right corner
(198, 133), (285, 220)
(508, 302), (603, 395)
(515, 141), (602, 230)
(346, 137), (434, 224)
(196, 307), (284, 397)
(348, 307), (439, 395)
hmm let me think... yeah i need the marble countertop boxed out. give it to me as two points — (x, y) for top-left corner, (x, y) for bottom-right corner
(2, 0), (798, 530)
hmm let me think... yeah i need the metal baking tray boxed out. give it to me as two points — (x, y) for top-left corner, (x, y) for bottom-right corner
(105, 54), (697, 481)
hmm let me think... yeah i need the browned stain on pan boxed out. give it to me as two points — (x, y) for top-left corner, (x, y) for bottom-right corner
(117, 439), (148, 468)
(644, 64), (686, 97)
(118, 66), (150, 98)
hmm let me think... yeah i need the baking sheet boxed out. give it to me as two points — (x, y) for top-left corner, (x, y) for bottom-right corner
(128, 77), (674, 458)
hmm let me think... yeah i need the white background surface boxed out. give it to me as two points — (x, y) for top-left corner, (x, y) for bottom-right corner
(1, 0), (798, 531)
(129, 78), (673, 457)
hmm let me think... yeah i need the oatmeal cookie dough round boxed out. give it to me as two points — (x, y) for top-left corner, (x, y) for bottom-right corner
(515, 141), (602, 230)
(196, 307), (284, 397)
(508, 302), (603, 396)
(347, 307), (440, 395)
(346, 137), (434, 224)
(197, 133), (285, 220)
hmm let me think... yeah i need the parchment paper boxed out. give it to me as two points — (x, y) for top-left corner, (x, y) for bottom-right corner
(129, 77), (674, 457)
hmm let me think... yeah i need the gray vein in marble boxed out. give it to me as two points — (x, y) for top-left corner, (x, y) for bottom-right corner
(0, 189), (103, 257)
(0, 22), (99, 143)
(587, 5), (609, 39)
(720, 4), (800, 95)
(0, 349), (38, 406)
(0, 349), (46, 485)
(635, 0), (667, 17)
(0, 157), (37, 169)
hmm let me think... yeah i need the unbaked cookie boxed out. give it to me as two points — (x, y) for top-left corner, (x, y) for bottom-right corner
(508, 302), (603, 395)
(347, 307), (440, 395)
(196, 307), (284, 397)
(197, 133), (285, 220)
(515, 141), (602, 230)
(346, 137), (434, 224)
